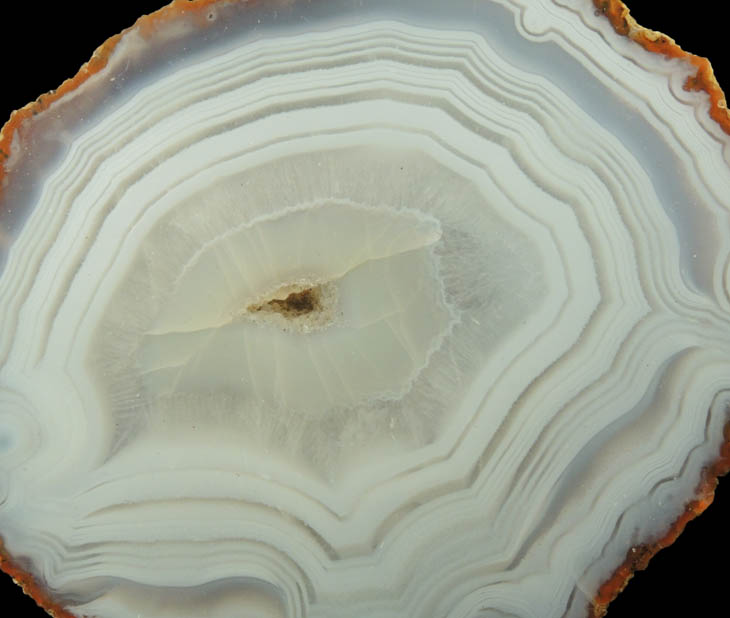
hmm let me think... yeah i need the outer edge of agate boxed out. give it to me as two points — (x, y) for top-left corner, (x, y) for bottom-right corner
(586, 419), (730, 617)
(0, 1), (727, 617)
(0, 0), (267, 202)
(0, 4), (255, 615)
(0, 540), (77, 618)
(585, 4), (730, 616)
(593, 0), (730, 135)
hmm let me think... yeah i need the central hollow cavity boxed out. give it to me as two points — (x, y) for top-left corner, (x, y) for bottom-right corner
(245, 280), (338, 333)
(249, 286), (321, 317)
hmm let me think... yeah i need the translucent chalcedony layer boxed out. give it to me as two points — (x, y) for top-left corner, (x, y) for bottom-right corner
(0, 1), (729, 618)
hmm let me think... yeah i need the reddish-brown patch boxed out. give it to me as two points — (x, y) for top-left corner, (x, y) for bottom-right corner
(594, 0), (730, 135)
(588, 418), (730, 617)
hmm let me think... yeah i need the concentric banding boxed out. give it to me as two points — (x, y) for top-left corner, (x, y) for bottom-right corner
(0, 3), (729, 618)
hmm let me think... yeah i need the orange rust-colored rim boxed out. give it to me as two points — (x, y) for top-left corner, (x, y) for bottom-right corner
(0, 0), (240, 200)
(588, 1), (730, 614)
(0, 539), (76, 618)
(587, 418), (730, 617)
(594, 0), (730, 136)
(0, 1), (729, 617)
(0, 4), (253, 615)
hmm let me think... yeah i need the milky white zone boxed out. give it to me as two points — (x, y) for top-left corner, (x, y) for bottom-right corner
(0, 2), (729, 618)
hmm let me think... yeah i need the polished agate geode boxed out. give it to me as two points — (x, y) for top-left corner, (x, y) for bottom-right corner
(0, 1), (729, 617)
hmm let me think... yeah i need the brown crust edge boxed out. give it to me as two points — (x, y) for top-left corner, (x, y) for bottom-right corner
(0, 0), (228, 201)
(0, 1), (729, 617)
(593, 0), (730, 136)
(0, 539), (78, 618)
(0, 3), (251, 615)
(588, 419), (730, 617)
(587, 3), (730, 614)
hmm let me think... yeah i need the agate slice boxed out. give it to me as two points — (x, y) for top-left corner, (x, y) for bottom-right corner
(1, 1), (729, 617)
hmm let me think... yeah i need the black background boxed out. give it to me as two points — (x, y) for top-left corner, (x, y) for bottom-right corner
(0, 2), (727, 617)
